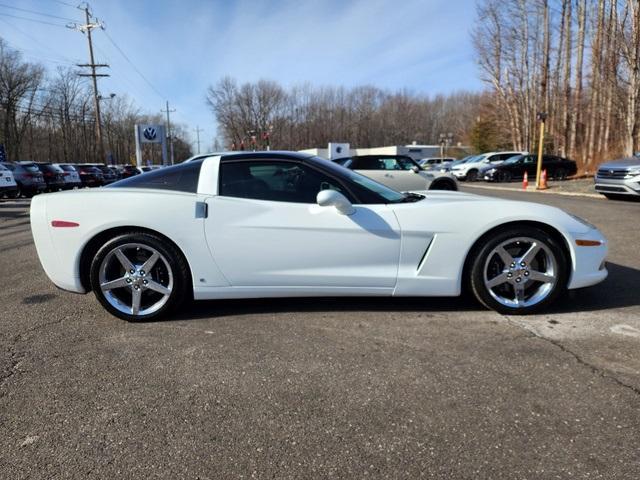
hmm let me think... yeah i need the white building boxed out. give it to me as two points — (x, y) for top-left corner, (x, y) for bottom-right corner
(299, 142), (470, 161)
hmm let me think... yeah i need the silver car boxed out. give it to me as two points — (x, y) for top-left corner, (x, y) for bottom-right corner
(595, 157), (640, 199)
(334, 155), (458, 191)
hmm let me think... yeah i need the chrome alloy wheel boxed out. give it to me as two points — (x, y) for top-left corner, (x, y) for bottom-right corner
(483, 236), (558, 309)
(98, 243), (173, 316)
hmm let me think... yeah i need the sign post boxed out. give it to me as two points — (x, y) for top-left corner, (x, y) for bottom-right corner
(135, 124), (167, 167)
(535, 112), (547, 189)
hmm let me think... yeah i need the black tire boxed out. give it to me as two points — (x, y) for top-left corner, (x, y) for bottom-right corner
(89, 231), (191, 321)
(430, 180), (457, 191)
(496, 170), (512, 183)
(554, 168), (567, 180)
(468, 226), (569, 315)
(466, 169), (478, 182)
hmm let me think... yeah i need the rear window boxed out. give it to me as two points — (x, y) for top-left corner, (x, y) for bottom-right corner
(20, 163), (41, 173)
(39, 164), (64, 173)
(59, 165), (76, 172)
(108, 161), (202, 193)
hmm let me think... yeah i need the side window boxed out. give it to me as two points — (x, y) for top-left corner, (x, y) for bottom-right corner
(219, 160), (352, 203)
(354, 157), (386, 170)
(523, 156), (536, 164)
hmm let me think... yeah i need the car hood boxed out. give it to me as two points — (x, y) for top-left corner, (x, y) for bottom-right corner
(394, 190), (593, 236)
(598, 158), (640, 169)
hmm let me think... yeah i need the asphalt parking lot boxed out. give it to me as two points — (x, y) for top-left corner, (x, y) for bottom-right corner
(1, 190), (639, 479)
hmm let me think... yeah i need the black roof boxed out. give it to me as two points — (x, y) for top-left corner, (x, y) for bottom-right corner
(219, 151), (314, 162)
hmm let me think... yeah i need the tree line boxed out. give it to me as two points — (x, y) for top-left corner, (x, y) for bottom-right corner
(206, 77), (488, 153)
(0, 38), (192, 165)
(474, 0), (640, 172)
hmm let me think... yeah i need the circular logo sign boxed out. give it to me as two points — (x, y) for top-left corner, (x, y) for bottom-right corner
(143, 127), (157, 141)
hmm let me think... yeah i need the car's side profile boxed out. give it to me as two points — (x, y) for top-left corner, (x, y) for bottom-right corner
(451, 151), (527, 181)
(482, 154), (578, 182)
(31, 152), (608, 321)
(333, 155), (458, 191)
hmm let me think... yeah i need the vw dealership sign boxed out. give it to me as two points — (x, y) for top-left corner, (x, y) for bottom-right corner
(134, 124), (168, 166)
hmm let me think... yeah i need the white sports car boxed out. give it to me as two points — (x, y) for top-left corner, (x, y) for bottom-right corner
(30, 152), (608, 321)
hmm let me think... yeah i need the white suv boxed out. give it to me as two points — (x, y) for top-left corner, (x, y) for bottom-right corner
(450, 151), (527, 181)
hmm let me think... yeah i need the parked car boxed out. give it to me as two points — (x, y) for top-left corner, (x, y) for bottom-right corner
(1, 161), (47, 197)
(36, 163), (67, 192)
(594, 157), (640, 199)
(118, 165), (141, 179)
(438, 155), (476, 173)
(482, 154), (577, 182)
(55, 164), (83, 189)
(30, 151), (608, 321)
(89, 164), (118, 184)
(450, 151), (527, 181)
(418, 157), (456, 169)
(333, 155), (458, 191)
(0, 163), (18, 198)
(73, 164), (104, 187)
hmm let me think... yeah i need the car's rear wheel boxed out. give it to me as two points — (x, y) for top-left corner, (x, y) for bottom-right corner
(554, 168), (567, 180)
(496, 170), (512, 183)
(89, 232), (190, 321)
(469, 226), (568, 315)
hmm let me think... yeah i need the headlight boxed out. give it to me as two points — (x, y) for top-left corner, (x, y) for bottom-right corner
(569, 214), (597, 230)
(627, 168), (640, 177)
(485, 168), (496, 174)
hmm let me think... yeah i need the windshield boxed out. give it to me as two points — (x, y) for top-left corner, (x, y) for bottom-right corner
(313, 156), (408, 203)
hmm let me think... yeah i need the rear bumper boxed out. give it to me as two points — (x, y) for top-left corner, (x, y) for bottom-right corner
(0, 184), (18, 194)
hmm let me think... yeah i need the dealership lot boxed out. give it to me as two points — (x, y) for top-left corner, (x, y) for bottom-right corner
(1, 191), (639, 478)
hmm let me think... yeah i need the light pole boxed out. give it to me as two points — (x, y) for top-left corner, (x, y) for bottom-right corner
(535, 112), (547, 189)
(97, 93), (116, 164)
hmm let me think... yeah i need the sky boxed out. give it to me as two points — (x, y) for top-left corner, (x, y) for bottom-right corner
(1, 0), (484, 151)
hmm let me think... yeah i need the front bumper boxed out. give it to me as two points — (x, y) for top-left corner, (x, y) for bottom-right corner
(567, 228), (608, 290)
(594, 174), (640, 196)
(451, 170), (467, 179)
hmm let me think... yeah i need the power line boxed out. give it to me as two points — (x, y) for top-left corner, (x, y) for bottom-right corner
(0, 3), (76, 22)
(0, 17), (79, 64)
(48, 0), (78, 8)
(0, 12), (66, 27)
(101, 28), (165, 101)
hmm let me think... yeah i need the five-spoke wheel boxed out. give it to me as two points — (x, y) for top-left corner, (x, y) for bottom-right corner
(90, 232), (190, 321)
(469, 226), (568, 314)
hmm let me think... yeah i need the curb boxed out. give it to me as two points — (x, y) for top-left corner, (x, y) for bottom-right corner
(463, 183), (604, 199)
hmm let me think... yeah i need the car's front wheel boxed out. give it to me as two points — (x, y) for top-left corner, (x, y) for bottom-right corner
(469, 226), (568, 315)
(89, 232), (190, 321)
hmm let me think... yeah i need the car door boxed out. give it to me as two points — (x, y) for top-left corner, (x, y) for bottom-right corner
(353, 157), (426, 191)
(204, 158), (401, 288)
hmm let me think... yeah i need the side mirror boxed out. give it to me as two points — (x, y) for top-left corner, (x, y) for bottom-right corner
(317, 189), (355, 215)
(411, 166), (420, 173)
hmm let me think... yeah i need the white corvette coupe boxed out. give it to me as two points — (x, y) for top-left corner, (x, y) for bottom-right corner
(31, 152), (608, 321)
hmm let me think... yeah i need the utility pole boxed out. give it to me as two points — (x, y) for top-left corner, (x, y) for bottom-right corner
(68, 4), (109, 163)
(194, 126), (204, 154)
(160, 101), (176, 165)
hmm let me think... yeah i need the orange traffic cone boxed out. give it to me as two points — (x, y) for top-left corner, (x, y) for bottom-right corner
(523, 171), (528, 190)
(538, 169), (548, 190)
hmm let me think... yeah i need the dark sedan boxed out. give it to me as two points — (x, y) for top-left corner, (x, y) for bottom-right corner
(118, 165), (141, 179)
(73, 164), (104, 187)
(36, 163), (67, 192)
(1, 162), (47, 197)
(482, 154), (577, 182)
(91, 164), (119, 184)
